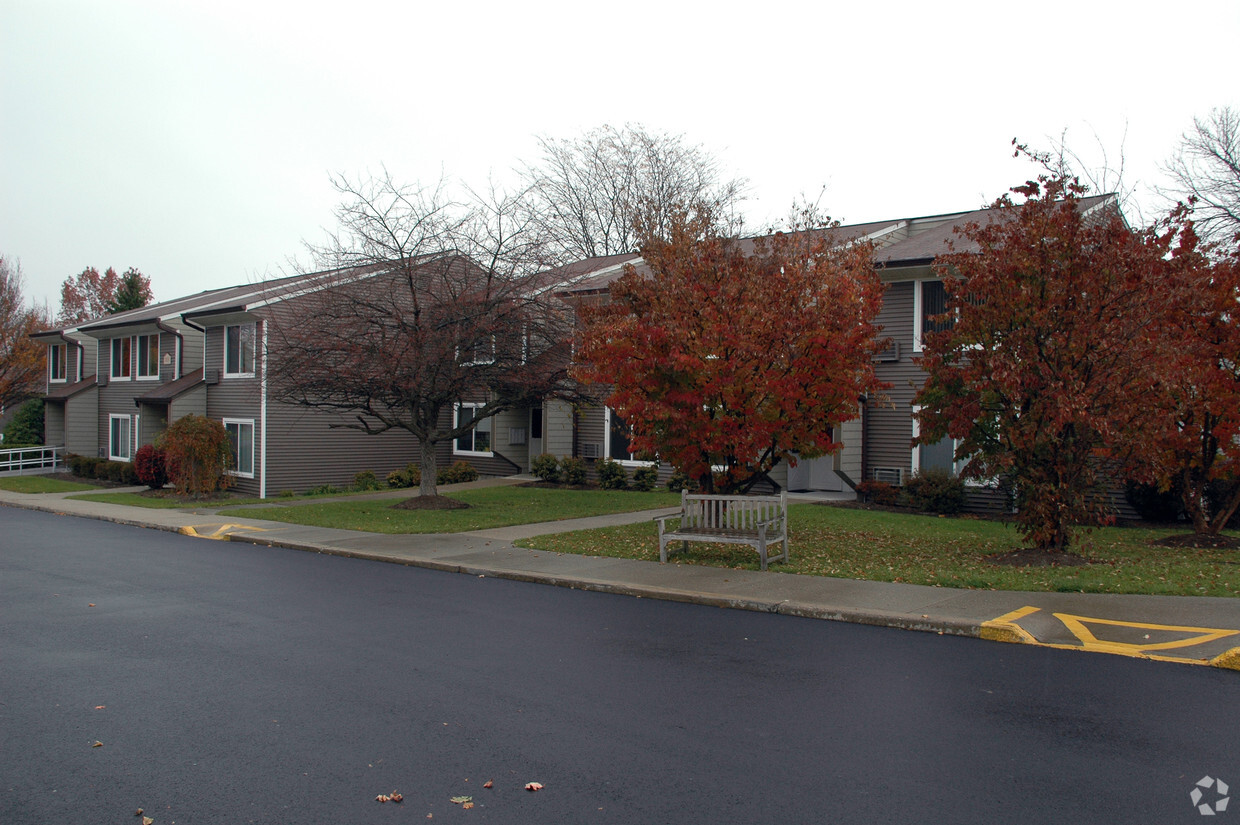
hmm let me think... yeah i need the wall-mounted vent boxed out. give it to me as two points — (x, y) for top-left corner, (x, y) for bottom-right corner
(872, 341), (900, 362)
(96, 373), (109, 387)
(871, 467), (904, 486)
(204, 369), (219, 385)
(579, 442), (603, 459)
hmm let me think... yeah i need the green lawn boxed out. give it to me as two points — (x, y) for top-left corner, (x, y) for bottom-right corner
(517, 503), (1240, 597)
(221, 487), (680, 533)
(67, 490), (269, 508)
(0, 476), (98, 494)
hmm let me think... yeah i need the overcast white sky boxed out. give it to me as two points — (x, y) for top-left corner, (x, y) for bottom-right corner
(3, 0), (1237, 312)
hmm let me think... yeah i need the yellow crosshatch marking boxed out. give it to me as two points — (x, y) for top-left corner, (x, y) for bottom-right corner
(981, 605), (1240, 670)
(179, 524), (268, 541)
(1053, 612), (1240, 654)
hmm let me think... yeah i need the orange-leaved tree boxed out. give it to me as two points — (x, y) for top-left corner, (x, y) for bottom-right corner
(914, 174), (1176, 554)
(1136, 218), (1240, 538)
(57, 266), (152, 325)
(0, 255), (49, 412)
(574, 205), (888, 494)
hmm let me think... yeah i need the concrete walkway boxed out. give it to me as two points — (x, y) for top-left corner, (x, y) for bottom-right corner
(3, 479), (1238, 671)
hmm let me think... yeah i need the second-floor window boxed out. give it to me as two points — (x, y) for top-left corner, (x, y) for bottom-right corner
(914, 279), (953, 352)
(50, 344), (67, 382)
(110, 337), (132, 380)
(137, 334), (159, 379)
(225, 323), (256, 377)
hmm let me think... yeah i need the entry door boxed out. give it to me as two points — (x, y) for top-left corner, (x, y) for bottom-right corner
(528, 407), (544, 467)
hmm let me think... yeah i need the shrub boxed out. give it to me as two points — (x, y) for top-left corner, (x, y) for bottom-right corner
(134, 444), (168, 490)
(561, 456), (586, 486)
(904, 469), (966, 514)
(386, 463), (421, 489)
(277, 489), (297, 498)
(353, 470), (382, 491)
(66, 453), (85, 475)
(306, 484), (342, 496)
(437, 461), (479, 485)
(93, 460), (112, 480)
(2, 399), (44, 446)
(531, 453), (560, 483)
(631, 464), (659, 492)
(76, 456), (102, 479)
(856, 479), (902, 506)
(159, 414), (234, 497)
(597, 457), (628, 490)
(666, 469), (697, 493)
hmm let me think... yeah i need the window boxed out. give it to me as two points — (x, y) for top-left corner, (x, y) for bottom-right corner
(607, 408), (652, 464)
(109, 414), (132, 461)
(913, 279), (952, 352)
(224, 419), (255, 477)
(50, 344), (67, 382)
(457, 335), (496, 367)
(224, 323), (256, 377)
(110, 337), (132, 380)
(454, 403), (492, 454)
(136, 334), (159, 379)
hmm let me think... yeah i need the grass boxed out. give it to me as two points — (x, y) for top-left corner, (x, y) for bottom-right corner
(221, 486), (681, 533)
(67, 490), (269, 508)
(0, 476), (98, 494)
(517, 503), (1240, 597)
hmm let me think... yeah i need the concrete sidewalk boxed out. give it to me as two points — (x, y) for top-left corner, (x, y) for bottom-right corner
(3, 481), (1238, 671)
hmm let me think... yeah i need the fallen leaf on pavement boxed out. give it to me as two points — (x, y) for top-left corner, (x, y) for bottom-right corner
(525, 782), (543, 792)
(143, 818), (154, 825)
(450, 795), (472, 804)
(390, 792), (403, 803)
(95, 705), (106, 710)
(92, 741), (103, 748)
(376, 794), (390, 803)
(462, 801), (474, 810)
(483, 780), (493, 789)
(134, 809), (143, 816)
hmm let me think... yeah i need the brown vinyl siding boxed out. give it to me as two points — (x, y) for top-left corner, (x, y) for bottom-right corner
(866, 278), (923, 481)
(545, 400), (574, 458)
(45, 402), (65, 447)
(64, 388), (99, 456)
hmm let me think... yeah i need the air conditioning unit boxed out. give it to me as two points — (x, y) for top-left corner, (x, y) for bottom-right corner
(871, 467), (904, 486)
(579, 443), (603, 459)
(872, 341), (900, 362)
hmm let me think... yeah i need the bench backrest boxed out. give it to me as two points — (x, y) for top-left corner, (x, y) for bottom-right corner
(680, 490), (787, 531)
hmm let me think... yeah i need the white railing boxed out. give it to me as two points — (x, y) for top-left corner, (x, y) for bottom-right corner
(0, 445), (63, 475)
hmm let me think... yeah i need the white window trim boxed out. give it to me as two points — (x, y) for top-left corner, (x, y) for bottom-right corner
(912, 279), (932, 354)
(453, 402), (493, 457)
(110, 337), (133, 382)
(605, 407), (656, 467)
(223, 418), (256, 478)
(456, 335), (497, 367)
(223, 323), (257, 378)
(135, 333), (160, 381)
(49, 343), (68, 383)
(108, 414), (132, 461)
(911, 406), (990, 486)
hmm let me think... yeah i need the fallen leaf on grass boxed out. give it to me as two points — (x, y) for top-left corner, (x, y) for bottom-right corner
(525, 782), (543, 792)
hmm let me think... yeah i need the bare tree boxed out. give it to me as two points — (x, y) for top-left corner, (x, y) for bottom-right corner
(520, 123), (747, 260)
(0, 256), (49, 413)
(265, 171), (577, 502)
(1160, 107), (1240, 243)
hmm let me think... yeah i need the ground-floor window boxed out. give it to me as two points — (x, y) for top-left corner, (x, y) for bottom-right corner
(454, 403), (492, 455)
(224, 418), (255, 477)
(109, 414), (131, 461)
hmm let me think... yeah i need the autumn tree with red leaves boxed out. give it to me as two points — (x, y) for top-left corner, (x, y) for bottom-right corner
(914, 174), (1177, 554)
(1134, 221), (1240, 540)
(57, 266), (152, 325)
(574, 206), (888, 494)
(1, 255), (50, 412)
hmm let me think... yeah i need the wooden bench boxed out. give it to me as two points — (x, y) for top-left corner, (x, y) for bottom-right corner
(656, 490), (789, 571)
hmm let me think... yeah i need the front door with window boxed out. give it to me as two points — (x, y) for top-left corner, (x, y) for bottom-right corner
(528, 407), (543, 466)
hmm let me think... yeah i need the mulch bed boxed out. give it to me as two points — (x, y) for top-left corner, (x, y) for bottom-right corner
(1150, 533), (1240, 550)
(986, 548), (1094, 567)
(391, 495), (470, 511)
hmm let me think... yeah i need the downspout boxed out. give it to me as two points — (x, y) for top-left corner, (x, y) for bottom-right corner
(260, 320), (268, 499)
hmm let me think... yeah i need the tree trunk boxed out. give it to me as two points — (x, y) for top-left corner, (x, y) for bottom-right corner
(419, 437), (439, 498)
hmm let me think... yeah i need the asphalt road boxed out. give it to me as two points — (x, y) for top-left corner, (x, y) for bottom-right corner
(2, 506), (1238, 824)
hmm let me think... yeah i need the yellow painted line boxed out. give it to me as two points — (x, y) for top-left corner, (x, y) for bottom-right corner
(980, 605), (1041, 644)
(1053, 612), (1240, 654)
(179, 523), (269, 541)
